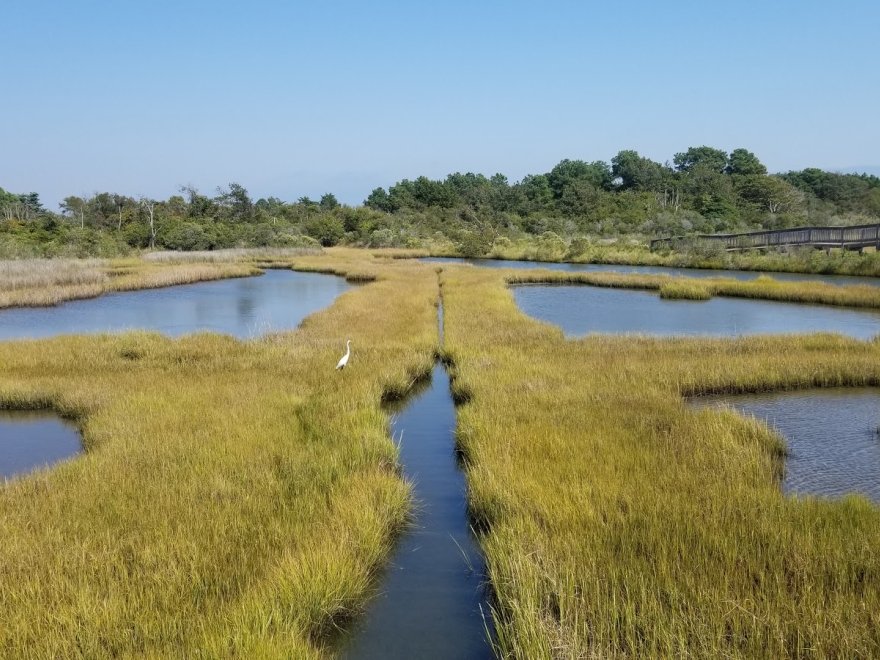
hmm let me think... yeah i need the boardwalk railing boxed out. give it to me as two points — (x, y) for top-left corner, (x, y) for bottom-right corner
(650, 223), (880, 252)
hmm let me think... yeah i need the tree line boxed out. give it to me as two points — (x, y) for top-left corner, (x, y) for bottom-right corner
(366, 147), (880, 235)
(2, 146), (879, 257)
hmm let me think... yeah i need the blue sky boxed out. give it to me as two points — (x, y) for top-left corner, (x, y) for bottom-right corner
(3, 0), (878, 208)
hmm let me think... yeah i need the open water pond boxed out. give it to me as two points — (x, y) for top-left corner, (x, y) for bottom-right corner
(0, 410), (82, 480)
(341, 363), (493, 659)
(691, 388), (880, 502)
(0, 269), (352, 340)
(423, 256), (880, 287)
(513, 285), (880, 339)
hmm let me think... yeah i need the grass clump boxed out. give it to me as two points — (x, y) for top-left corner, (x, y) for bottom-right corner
(0, 256), (438, 656)
(441, 264), (880, 658)
(658, 280), (712, 300)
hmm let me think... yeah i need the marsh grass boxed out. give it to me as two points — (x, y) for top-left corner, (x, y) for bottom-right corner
(0, 258), (107, 290)
(5, 249), (880, 657)
(508, 268), (880, 309)
(107, 261), (261, 291)
(7, 249), (880, 313)
(144, 247), (322, 263)
(658, 280), (712, 300)
(370, 248), (430, 260)
(0, 256), (263, 309)
(453, 240), (880, 278)
(0, 256), (438, 657)
(441, 265), (880, 658)
(0, 259), (108, 308)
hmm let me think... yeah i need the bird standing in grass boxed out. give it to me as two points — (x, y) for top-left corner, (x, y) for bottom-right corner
(336, 339), (351, 370)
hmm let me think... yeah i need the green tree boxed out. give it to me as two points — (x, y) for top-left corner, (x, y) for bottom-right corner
(611, 150), (667, 191)
(410, 176), (457, 208)
(681, 164), (737, 219)
(673, 146), (728, 173)
(736, 175), (804, 215)
(166, 195), (188, 219)
(0, 187), (17, 206)
(559, 179), (604, 217)
(457, 228), (494, 257)
(216, 182), (254, 222)
(0, 189), (44, 222)
(304, 215), (344, 246)
(365, 187), (397, 212)
(445, 172), (493, 209)
(726, 148), (767, 176)
(517, 174), (553, 212)
(319, 193), (340, 210)
(180, 185), (216, 218)
(18, 192), (45, 219)
(60, 196), (88, 228)
(547, 159), (612, 199)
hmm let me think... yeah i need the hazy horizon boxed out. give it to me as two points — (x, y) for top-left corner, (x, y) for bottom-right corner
(3, 1), (878, 209)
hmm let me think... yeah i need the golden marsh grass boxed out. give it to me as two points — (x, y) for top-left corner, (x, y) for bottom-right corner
(658, 280), (712, 300)
(0, 256), (438, 657)
(441, 265), (880, 657)
(3, 249), (880, 657)
(0, 257), (263, 309)
(507, 267), (880, 309)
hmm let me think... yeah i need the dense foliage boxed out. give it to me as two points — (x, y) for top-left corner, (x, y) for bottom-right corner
(3, 147), (879, 257)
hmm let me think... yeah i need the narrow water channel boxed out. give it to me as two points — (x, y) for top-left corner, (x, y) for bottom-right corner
(0, 410), (82, 480)
(691, 388), (880, 502)
(341, 307), (493, 659)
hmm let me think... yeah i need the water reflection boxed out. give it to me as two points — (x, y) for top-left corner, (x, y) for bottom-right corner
(0, 410), (82, 480)
(513, 285), (880, 339)
(691, 389), (880, 502)
(0, 269), (352, 340)
(341, 364), (493, 659)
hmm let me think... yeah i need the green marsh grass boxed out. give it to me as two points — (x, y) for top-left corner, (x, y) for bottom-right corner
(441, 265), (880, 658)
(0, 257), (438, 657)
(658, 280), (712, 300)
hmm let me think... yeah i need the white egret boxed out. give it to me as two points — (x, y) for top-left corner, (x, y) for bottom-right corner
(335, 339), (351, 370)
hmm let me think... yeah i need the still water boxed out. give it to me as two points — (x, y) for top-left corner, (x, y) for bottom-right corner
(341, 363), (493, 659)
(0, 269), (352, 340)
(691, 389), (880, 502)
(0, 410), (82, 480)
(513, 285), (880, 339)
(424, 256), (880, 287)
(0, 269), (350, 478)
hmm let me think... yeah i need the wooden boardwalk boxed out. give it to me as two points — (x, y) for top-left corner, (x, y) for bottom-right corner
(650, 223), (880, 252)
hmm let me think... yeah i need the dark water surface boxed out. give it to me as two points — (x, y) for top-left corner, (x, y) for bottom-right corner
(513, 285), (880, 339)
(423, 256), (880, 287)
(0, 269), (352, 340)
(341, 363), (493, 659)
(691, 389), (880, 502)
(0, 410), (82, 480)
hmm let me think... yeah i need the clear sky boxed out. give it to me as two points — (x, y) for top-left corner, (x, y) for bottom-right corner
(3, 0), (878, 208)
